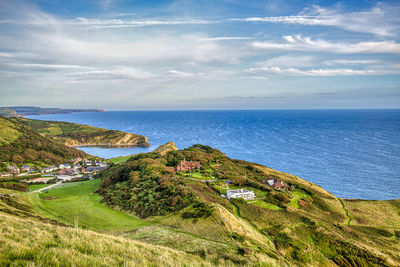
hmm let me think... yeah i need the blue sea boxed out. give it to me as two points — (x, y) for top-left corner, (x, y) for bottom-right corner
(28, 110), (400, 200)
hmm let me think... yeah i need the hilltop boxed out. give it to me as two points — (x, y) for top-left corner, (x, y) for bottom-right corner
(19, 118), (149, 148)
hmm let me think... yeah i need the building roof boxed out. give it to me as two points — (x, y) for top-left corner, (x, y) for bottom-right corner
(227, 188), (250, 194)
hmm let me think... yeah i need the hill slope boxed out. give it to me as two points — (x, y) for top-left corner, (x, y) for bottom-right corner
(0, 117), (86, 165)
(97, 145), (400, 266)
(19, 118), (149, 147)
(0, 211), (228, 266)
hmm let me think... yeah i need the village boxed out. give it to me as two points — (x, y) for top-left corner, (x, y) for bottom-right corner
(0, 157), (108, 185)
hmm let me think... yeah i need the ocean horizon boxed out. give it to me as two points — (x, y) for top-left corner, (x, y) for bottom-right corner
(28, 109), (400, 200)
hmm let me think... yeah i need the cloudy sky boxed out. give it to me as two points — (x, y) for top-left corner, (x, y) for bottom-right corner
(0, 0), (399, 110)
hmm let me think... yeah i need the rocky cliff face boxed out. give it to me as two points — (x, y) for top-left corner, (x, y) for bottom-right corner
(55, 132), (150, 147)
(153, 141), (178, 155)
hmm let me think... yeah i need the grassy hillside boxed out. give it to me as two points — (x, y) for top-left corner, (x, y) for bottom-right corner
(25, 180), (149, 231)
(0, 117), (86, 166)
(19, 118), (150, 147)
(0, 212), (231, 266)
(96, 144), (400, 266)
(1, 144), (399, 266)
(19, 118), (149, 147)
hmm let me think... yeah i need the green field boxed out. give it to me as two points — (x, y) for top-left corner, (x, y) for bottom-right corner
(108, 155), (132, 164)
(25, 179), (149, 231)
(249, 199), (282, 210)
(179, 171), (213, 180)
(288, 190), (310, 209)
(28, 183), (52, 191)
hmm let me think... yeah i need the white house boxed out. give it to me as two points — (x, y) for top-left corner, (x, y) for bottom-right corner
(227, 189), (256, 200)
(58, 163), (71, 169)
(41, 166), (57, 173)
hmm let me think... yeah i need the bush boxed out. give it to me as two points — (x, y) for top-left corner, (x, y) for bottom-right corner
(182, 202), (214, 219)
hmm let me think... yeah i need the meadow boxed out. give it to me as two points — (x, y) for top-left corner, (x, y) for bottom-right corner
(25, 179), (149, 231)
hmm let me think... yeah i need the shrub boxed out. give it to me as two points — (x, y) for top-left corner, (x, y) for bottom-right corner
(181, 202), (214, 219)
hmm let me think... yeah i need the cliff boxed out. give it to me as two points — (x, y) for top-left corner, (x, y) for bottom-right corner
(18, 118), (150, 148)
(153, 141), (178, 155)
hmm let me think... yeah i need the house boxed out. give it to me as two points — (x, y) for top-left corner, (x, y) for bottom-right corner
(21, 165), (30, 172)
(7, 165), (19, 175)
(74, 157), (82, 164)
(58, 163), (71, 169)
(57, 168), (75, 175)
(175, 159), (201, 172)
(41, 166), (57, 173)
(264, 179), (288, 190)
(0, 172), (12, 177)
(227, 189), (256, 200)
(73, 164), (81, 170)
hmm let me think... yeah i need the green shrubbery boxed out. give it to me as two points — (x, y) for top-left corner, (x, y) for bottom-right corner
(182, 202), (214, 220)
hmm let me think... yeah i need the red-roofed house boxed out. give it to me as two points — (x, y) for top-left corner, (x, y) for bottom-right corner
(175, 159), (201, 172)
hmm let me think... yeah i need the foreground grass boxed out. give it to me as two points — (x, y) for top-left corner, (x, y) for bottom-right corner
(25, 180), (149, 231)
(0, 212), (227, 266)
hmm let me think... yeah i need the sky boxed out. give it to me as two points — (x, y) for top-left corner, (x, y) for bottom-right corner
(0, 0), (399, 110)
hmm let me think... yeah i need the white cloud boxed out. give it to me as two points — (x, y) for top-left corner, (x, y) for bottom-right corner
(256, 55), (318, 67)
(72, 17), (216, 29)
(232, 3), (400, 37)
(200, 37), (253, 41)
(323, 59), (381, 66)
(67, 67), (155, 81)
(247, 66), (400, 76)
(252, 35), (400, 54)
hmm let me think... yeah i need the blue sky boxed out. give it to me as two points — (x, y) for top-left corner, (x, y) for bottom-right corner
(0, 0), (399, 109)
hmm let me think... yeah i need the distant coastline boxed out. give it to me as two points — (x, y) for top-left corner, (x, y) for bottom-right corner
(0, 106), (104, 117)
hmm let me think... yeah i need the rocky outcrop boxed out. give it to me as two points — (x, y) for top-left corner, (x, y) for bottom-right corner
(153, 142), (178, 155)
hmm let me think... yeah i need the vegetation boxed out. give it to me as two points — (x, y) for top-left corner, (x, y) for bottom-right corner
(1, 143), (399, 266)
(0, 212), (226, 267)
(19, 118), (149, 147)
(0, 117), (86, 166)
(96, 144), (400, 266)
(26, 180), (149, 231)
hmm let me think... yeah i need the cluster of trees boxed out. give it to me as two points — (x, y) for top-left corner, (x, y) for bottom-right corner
(97, 157), (196, 218)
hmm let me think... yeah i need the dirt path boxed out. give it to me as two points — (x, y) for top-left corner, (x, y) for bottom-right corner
(338, 198), (352, 225)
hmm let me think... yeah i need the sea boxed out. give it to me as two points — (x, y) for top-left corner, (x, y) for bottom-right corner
(27, 109), (400, 200)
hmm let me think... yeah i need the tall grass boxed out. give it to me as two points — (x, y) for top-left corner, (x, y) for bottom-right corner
(0, 212), (231, 266)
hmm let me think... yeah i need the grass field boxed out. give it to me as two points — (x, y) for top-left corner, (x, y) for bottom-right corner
(108, 155), (132, 164)
(249, 199), (282, 210)
(28, 183), (53, 191)
(25, 179), (149, 231)
(179, 171), (213, 180)
(288, 190), (310, 209)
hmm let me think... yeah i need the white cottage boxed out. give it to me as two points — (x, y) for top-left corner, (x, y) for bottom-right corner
(227, 189), (256, 200)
